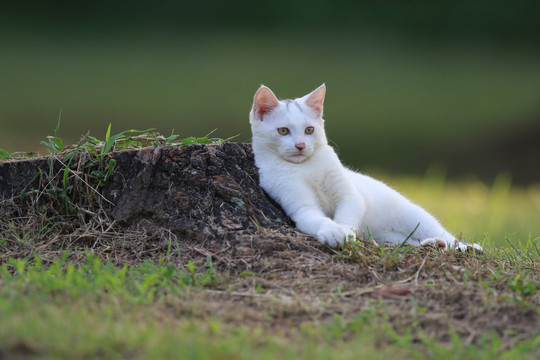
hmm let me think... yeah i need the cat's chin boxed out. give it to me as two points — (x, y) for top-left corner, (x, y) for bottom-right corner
(283, 153), (310, 163)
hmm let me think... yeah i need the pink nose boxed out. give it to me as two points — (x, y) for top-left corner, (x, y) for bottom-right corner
(295, 143), (306, 151)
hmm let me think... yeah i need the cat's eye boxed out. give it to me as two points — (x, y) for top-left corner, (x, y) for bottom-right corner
(277, 127), (289, 135)
(305, 126), (314, 135)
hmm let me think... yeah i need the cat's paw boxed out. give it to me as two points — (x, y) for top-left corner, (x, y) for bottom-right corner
(339, 224), (358, 242)
(316, 221), (354, 248)
(420, 238), (483, 254)
(420, 238), (448, 250)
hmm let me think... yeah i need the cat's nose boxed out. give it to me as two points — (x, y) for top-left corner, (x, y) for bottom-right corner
(295, 143), (306, 151)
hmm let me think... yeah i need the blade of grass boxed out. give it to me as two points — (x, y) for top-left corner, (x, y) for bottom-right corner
(48, 109), (62, 179)
(396, 222), (420, 250)
(0, 148), (11, 160)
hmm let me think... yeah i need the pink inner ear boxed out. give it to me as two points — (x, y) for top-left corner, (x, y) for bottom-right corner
(305, 85), (326, 116)
(253, 87), (279, 120)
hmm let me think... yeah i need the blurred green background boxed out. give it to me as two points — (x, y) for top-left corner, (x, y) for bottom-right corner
(1, 1), (539, 244)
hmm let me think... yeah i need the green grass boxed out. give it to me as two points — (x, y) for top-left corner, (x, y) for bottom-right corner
(0, 121), (231, 161)
(0, 250), (538, 359)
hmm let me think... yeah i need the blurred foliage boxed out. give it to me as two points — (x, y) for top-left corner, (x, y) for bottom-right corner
(3, 1), (540, 46)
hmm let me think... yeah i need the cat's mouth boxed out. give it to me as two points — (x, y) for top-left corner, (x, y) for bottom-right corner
(286, 151), (309, 163)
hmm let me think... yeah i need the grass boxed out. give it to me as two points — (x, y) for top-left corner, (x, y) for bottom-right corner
(0, 129), (539, 359)
(0, 121), (231, 161)
(0, 254), (407, 359)
(0, 245), (538, 359)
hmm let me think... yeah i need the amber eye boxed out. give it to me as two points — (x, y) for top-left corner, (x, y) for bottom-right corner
(305, 126), (314, 135)
(277, 127), (289, 135)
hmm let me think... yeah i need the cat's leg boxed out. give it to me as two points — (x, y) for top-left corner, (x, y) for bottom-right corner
(267, 180), (352, 247)
(373, 229), (483, 252)
(291, 206), (351, 247)
(411, 221), (483, 252)
(369, 229), (420, 245)
(332, 193), (365, 241)
(415, 224), (483, 252)
(394, 201), (484, 252)
(275, 191), (348, 247)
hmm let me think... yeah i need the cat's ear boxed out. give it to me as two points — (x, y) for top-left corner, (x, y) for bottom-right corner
(252, 85), (280, 121)
(304, 84), (326, 118)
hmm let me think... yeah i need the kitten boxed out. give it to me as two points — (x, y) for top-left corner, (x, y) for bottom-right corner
(249, 84), (482, 252)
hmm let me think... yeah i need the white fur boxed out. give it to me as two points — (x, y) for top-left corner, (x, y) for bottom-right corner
(250, 84), (482, 252)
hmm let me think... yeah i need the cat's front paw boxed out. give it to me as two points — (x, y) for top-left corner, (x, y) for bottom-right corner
(339, 224), (358, 242)
(316, 221), (354, 248)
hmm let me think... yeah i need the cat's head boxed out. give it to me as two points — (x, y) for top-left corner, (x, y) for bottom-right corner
(249, 84), (327, 163)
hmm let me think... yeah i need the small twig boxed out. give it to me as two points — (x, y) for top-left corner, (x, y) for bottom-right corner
(414, 255), (428, 283)
(65, 167), (114, 205)
(395, 255), (428, 284)
(103, 220), (116, 233)
(339, 284), (385, 297)
(371, 270), (382, 281)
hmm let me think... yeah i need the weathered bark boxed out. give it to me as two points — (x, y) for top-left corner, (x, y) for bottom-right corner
(0, 143), (299, 241)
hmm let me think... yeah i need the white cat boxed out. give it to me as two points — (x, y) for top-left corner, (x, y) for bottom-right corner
(249, 84), (482, 252)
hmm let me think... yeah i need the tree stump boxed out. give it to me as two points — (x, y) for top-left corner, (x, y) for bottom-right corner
(0, 143), (302, 244)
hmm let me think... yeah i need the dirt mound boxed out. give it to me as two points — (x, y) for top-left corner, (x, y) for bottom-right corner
(0, 142), (310, 266)
(1, 143), (295, 237)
